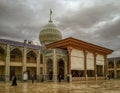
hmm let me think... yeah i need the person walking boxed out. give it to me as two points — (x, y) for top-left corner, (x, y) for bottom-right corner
(31, 75), (34, 84)
(58, 74), (62, 82)
(23, 71), (28, 82)
(11, 75), (17, 86)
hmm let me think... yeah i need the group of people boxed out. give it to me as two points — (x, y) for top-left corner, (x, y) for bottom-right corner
(11, 73), (64, 86)
(11, 74), (35, 86)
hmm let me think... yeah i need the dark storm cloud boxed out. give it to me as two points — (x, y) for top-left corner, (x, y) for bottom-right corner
(0, 0), (120, 57)
(56, 0), (120, 57)
(0, 0), (65, 42)
(0, 0), (44, 43)
(94, 18), (120, 53)
(58, 1), (120, 31)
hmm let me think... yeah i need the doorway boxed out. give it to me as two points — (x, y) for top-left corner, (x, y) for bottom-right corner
(58, 59), (64, 79)
(47, 59), (53, 80)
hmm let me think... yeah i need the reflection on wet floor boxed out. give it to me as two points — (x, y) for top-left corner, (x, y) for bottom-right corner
(0, 80), (120, 93)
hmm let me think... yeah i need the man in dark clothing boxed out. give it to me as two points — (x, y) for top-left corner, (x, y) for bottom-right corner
(58, 74), (62, 82)
(12, 75), (17, 86)
(31, 75), (34, 84)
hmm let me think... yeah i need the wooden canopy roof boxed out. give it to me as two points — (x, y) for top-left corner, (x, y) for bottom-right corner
(46, 37), (113, 55)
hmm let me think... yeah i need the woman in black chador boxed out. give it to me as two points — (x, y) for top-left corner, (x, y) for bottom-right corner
(12, 75), (17, 86)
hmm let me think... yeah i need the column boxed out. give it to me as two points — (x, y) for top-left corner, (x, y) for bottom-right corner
(36, 50), (40, 82)
(5, 44), (10, 82)
(67, 47), (72, 82)
(43, 53), (46, 81)
(114, 59), (117, 78)
(104, 55), (107, 77)
(22, 47), (27, 75)
(65, 60), (67, 81)
(94, 52), (97, 80)
(84, 50), (87, 80)
(53, 49), (57, 82)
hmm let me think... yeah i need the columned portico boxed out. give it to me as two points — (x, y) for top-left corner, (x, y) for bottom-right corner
(46, 37), (113, 81)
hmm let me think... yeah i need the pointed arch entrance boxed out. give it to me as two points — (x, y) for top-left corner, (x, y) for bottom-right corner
(10, 48), (22, 62)
(57, 59), (64, 79)
(47, 59), (53, 80)
(0, 46), (5, 61)
(27, 51), (36, 63)
(10, 48), (22, 80)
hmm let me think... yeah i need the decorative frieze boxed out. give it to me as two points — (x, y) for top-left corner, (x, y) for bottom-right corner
(56, 49), (67, 55)
(45, 49), (53, 54)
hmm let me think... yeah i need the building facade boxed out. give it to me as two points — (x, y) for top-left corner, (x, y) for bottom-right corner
(108, 57), (120, 79)
(46, 37), (113, 81)
(0, 11), (113, 82)
(0, 38), (113, 82)
(0, 39), (41, 81)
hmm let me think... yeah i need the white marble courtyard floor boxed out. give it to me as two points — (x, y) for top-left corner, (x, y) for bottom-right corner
(0, 80), (120, 93)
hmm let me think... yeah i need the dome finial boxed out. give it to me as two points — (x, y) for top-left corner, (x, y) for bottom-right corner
(49, 8), (53, 22)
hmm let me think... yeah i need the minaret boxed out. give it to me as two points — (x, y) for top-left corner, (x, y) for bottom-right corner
(49, 8), (53, 22)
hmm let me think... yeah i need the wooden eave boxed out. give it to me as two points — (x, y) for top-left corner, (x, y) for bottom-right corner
(46, 37), (113, 55)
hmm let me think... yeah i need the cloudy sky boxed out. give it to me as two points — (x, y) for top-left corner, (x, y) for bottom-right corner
(0, 0), (120, 57)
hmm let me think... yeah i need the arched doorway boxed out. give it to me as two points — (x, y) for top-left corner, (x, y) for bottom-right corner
(27, 51), (36, 79)
(58, 59), (64, 79)
(0, 47), (5, 61)
(47, 59), (53, 80)
(10, 48), (22, 80)
(27, 67), (36, 80)
(0, 47), (5, 81)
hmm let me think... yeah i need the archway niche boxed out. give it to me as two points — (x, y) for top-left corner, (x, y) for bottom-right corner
(27, 51), (36, 63)
(46, 59), (53, 80)
(0, 47), (5, 61)
(10, 48), (22, 62)
(57, 59), (65, 79)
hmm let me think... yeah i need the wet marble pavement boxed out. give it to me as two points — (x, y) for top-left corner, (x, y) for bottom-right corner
(0, 80), (120, 93)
